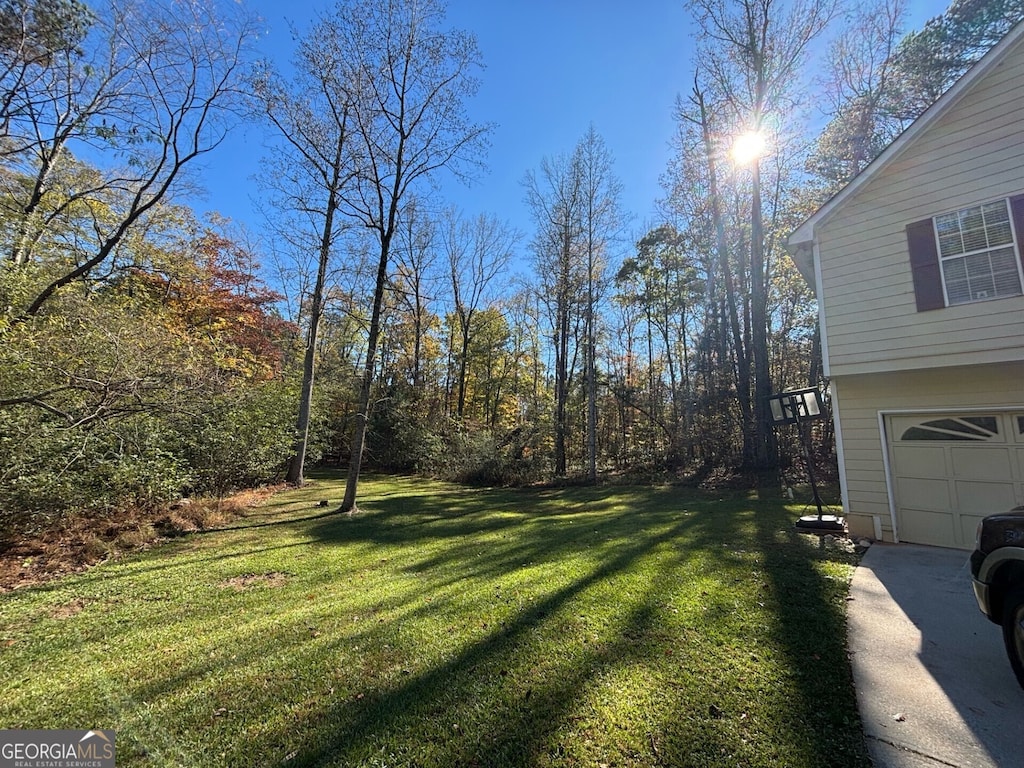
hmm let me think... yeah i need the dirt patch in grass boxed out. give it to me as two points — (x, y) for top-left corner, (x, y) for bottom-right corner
(49, 597), (90, 619)
(0, 486), (284, 593)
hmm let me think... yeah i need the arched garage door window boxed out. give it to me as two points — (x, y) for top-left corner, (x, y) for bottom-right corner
(900, 416), (999, 442)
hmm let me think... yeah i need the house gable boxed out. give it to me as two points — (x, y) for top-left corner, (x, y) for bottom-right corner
(787, 21), (1024, 378)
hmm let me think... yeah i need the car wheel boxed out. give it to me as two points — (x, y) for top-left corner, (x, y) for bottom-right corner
(1003, 585), (1024, 690)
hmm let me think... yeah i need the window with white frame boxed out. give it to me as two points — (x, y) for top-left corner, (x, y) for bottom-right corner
(933, 199), (1024, 305)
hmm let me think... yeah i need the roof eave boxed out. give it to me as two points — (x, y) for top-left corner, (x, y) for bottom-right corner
(784, 19), (1024, 273)
(786, 238), (816, 290)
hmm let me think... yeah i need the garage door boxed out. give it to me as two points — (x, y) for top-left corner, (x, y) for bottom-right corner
(887, 412), (1024, 548)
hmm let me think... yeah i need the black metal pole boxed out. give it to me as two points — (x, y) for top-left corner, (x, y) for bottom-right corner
(794, 399), (824, 519)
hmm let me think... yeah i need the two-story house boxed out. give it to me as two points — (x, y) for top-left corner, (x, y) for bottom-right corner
(786, 22), (1024, 549)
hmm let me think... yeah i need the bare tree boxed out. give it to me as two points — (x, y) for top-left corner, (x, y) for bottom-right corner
(686, 0), (837, 476)
(253, 8), (360, 486)
(0, 0), (94, 152)
(807, 0), (908, 189)
(441, 207), (518, 420)
(524, 150), (586, 478)
(330, 0), (491, 513)
(574, 125), (623, 481)
(1, 0), (257, 321)
(391, 198), (439, 391)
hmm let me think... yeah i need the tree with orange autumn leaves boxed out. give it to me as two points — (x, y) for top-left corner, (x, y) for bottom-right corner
(129, 227), (296, 382)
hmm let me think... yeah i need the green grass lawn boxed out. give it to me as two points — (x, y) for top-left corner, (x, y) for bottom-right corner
(0, 472), (869, 767)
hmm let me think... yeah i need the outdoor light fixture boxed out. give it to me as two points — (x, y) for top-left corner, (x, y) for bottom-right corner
(767, 387), (844, 533)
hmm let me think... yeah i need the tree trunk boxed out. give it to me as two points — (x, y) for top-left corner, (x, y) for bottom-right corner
(286, 145), (344, 486)
(341, 234), (391, 513)
(554, 232), (570, 477)
(749, 158), (777, 477)
(286, 270), (325, 485)
(586, 250), (597, 482)
(456, 313), (471, 419)
(696, 87), (754, 464)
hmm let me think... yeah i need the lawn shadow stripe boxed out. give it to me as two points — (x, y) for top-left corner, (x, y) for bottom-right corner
(751, 511), (871, 767)
(280, 511), (712, 767)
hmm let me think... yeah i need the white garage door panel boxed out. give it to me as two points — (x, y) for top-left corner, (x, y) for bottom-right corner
(899, 507), (956, 548)
(951, 447), (1012, 479)
(894, 476), (951, 512)
(888, 412), (1024, 549)
(954, 480), (1016, 512)
(892, 445), (946, 478)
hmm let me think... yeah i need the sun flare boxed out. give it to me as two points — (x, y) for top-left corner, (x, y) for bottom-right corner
(732, 130), (767, 165)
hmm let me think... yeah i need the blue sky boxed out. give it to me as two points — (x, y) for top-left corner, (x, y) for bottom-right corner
(194, 0), (942, 258)
(195, 0), (696, 249)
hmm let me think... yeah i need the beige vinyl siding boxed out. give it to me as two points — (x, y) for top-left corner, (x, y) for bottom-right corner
(815, 37), (1024, 377)
(827, 306), (1024, 374)
(834, 362), (1024, 542)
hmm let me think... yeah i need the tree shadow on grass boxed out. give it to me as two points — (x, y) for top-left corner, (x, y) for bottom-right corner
(215, 480), (783, 767)
(747, 511), (872, 767)
(3, 475), (872, 767)
(304, 481), (728, 588)
(282, 508), (721, 767)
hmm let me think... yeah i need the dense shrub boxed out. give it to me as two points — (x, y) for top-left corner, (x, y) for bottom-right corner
(172, 380), (300, 497)
(419, 425), (549, 486)
(0, 311), (298, 532)
(0, 413), (190, 532)
(0, 378), (301, 533)
(364, 388), (438, 472)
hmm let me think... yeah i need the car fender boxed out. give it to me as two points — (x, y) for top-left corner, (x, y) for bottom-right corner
(977, 547), (1024, 584)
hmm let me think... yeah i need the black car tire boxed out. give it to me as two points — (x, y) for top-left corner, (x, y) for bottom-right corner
(1002, 585), (1024, 690)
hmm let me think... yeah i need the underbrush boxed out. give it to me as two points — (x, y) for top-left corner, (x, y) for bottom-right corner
(0, 487), (279, 591)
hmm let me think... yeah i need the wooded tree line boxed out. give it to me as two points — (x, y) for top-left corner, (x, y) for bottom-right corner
(1, 0), (1019, 528)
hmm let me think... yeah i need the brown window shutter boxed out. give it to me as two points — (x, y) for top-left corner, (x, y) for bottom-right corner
(1009, 194), (1024, 272)
(906, 218), (945, 311)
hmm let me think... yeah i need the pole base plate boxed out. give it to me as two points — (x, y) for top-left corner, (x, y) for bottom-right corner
(795, 515), (845, 533)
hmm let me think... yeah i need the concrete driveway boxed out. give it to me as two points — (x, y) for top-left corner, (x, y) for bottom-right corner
(848, 543), (1024, 767)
